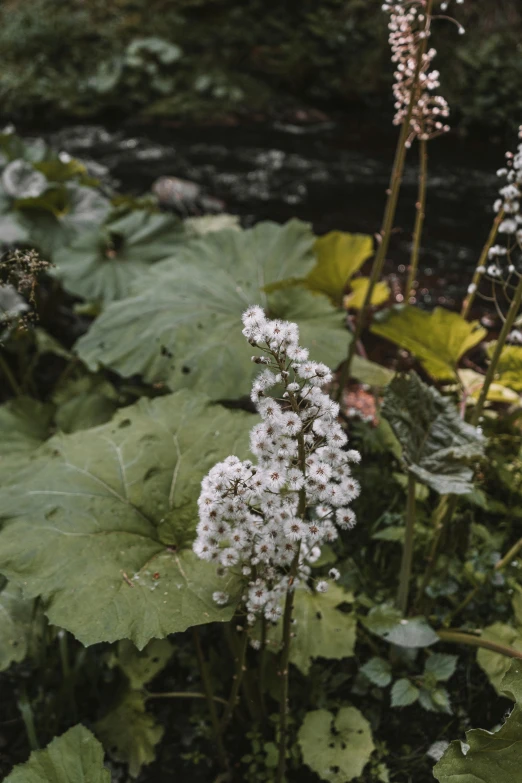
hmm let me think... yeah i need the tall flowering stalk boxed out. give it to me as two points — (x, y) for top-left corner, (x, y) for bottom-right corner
(471, 126), (522, 425)
(338, 0), (459, 394)
(193, 307), (360, 780)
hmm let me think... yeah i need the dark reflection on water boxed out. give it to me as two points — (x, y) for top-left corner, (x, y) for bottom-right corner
(49, 117), (502, 307)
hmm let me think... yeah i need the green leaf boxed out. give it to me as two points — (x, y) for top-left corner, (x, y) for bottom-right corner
(34, 328), (73, 360)
(351, 355), (394, 387)
(0, 581), (35, 671)
(360, 657), (392, 687)
(54, 210), (183, 304)
(363, 604), (439, 648)
(2, 160), (48, 199)
(95, 691), (163, 778)
(418, 686), (452, 714)
(306, 231), (373, 304)
(391, 678), (419, 707)
(52, 375), (119, 433)
(0, 397), (53, 457)
(0, 391), (252, 647)
(491, 343), (522, 392)
(298, 707), (375, 782)
(4, 724), (110, 783)
(425, 653), (458, 681)
(110, 638), (174, 689)
(434, 662), (522, 783)
(476, 623), (522, 696)
(76, 222), (348, 400)
(261, 585), (355, 675)
(344, 277), (390, 310)
(372, 306), (486, 381)
(382, 372), (484, 495)
(19, 184), (111, 256)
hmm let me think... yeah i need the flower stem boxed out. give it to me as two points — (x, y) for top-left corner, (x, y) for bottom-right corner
(470, 272), (522, 427)
(396, 473), (417, 615)
(145, 691), (228, 706)
(220, 626), (249, 732)
(192, 628), (229, 772)
(462, 209), (504, 320)
(405, 138), (428, 301)
(437, 629), (522, 660)
(336, 5), (432, 402)
(414, 495), (457, 611)
(276, 551), (299, 783)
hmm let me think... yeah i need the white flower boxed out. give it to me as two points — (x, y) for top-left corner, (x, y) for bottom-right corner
(316, 581), (329, 593)
(212, 591), (229, 606)
(329, 568), (341, 581)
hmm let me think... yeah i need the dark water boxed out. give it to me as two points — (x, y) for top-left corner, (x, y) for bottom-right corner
(49, 115), (502, 308)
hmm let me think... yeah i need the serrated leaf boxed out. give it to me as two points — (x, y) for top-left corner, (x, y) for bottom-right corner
(111, 638), (174, 689)
(95, 691), (163, 778)
(4, 725), (110, 783)
(2, 160), (48, 199)
(76, 222), (349, 400)
(0, 391), (252, 647)
(0, 581), (35, 671)
(434, 661), (522, 783)
(425, 653), (458, 681)
(298, 707), (375, 782)
(391, 678), (419, 707)
(456, 369), (520, 405)
(344, 277), (390, 310)
(54, 210), (183, 304)
(419, 686), (452, 714)
(382, 372), (484, 495)
(360, 657), (392, 687)
(363, 604), (439, 648)
(372, 306), (486, 381)
(306, 231), (373, 304)
(262, 585), (355, 675)
(476, 623), (522, 696)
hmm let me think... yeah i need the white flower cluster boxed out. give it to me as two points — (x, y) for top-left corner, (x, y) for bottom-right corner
(383, 1), (455, 147)
(487, 126), (522, 278)
(193, 307), (361, 624)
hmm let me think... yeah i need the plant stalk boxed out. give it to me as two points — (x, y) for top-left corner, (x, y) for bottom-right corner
(145, 691), (228, 706)
(337, 4), (433, 401)
(438, 629), (522, 660)
(462, 209), (505, 320)
(275, 551), (299, 783)
(406, 138), (428, 301)
(221, 626), (249, 732)
(471, 273), (522, 426)
(192, 628), (229, 772)
(0, 352), (22, 396)
(396, 473), (417, 615)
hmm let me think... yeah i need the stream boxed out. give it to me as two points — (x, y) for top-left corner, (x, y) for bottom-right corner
(47, 114), (503, 309)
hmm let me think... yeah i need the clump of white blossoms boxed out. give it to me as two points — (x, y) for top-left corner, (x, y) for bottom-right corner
(486, 126), (522, 280)
(193, 307), (361, 624)
(382, 1), (459, 146)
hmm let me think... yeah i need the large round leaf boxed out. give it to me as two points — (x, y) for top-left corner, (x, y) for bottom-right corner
(298, 707), (375, 783)
(54, 210), (184, 303)
(76, 221), (349, 399)
(0, 391), (252, 647)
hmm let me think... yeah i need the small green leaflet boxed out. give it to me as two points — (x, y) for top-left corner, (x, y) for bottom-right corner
(360, 657), (392, 687)
(434, 661), (522, 783)
(109, 638), (174, 689)
(4, 725), (110, 783)
(363, 604), (439, 648)
(298, 707), (375, 782)
(391, 679), (419, 707)
(372, 305), (486, 381)
(75, 221), (349, 400)
(425, 653), (458, 682)
(382, 372), (484, 495)
(0, 391), (253, 648)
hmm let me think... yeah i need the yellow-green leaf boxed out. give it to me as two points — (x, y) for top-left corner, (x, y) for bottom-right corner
(372, 306), (486, 381)
(343, 277), (390, 310)
(306, 231), (373, 304)
(456, 369), (520, 404)
(488, 343), (522, 392)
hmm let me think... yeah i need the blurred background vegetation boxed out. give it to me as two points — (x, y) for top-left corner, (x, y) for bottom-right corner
(0, 0), (520, 132)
